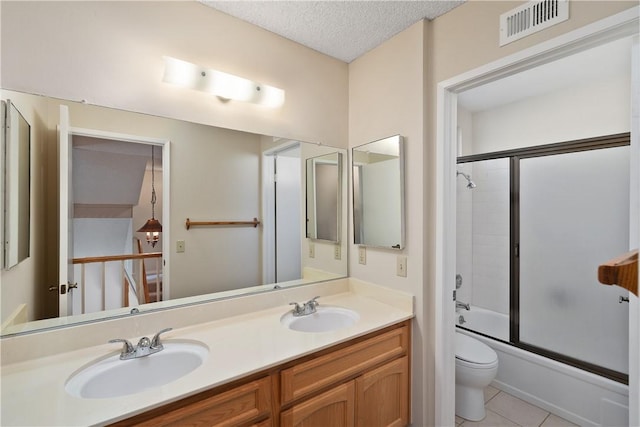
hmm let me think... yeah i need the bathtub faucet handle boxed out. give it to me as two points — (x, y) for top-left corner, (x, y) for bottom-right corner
(456, 301), (470, 311)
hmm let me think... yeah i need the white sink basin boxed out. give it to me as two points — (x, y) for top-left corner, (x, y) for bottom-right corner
(65, 341), (209, 399)
(281, 306), (359, 333)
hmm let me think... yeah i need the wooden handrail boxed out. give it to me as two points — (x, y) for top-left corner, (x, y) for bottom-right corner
(72, 252), (162, 264)
(598, 249), (638, 296)
(185, 217), (260, 230)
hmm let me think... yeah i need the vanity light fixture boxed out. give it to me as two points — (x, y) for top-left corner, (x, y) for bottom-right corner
(138, 145), (162, 247)
(162, 56), (285, 108)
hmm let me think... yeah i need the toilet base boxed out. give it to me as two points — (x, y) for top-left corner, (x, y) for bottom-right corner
(455, 385), (486, 421)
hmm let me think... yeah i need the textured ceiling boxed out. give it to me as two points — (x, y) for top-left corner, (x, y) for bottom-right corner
(201, 1), (466, 63)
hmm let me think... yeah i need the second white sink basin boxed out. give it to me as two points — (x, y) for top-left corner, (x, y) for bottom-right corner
(281, 306), (359, 333)
(65, 341), (209, 399)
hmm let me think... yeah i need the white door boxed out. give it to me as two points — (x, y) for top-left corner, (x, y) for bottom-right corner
(58, 105), (74, 316)
(275, 146), (301, 282)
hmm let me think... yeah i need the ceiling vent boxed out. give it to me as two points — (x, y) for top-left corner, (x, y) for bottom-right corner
(499, 0), (569, 47)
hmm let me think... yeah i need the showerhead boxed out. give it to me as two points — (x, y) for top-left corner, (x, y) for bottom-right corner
(456, 170), (477, 189)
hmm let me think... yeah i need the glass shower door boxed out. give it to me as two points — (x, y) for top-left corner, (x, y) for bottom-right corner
(518, 146), (630, 375)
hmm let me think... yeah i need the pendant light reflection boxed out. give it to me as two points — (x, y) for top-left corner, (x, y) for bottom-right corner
(162, 56), (285, 108)
(138, 145), (162, 247)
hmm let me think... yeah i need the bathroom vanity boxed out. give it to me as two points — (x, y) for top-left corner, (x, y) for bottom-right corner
(0, 279), (413, 426)
(112, 321), (410, 426)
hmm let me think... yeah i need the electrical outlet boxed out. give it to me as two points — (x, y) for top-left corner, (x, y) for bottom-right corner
(309, 242), (315, 258)
(358, 246), (366, 265)
(334, 245), (341, 260)
(397, 256), (407, 277)
(176, 240), (185, 253)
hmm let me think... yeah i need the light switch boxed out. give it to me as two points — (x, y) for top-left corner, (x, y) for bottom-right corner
(176, 240), (185, 253)
(397, 256), (407, 277)
(358, 246), (366, 265)
(309, 242), (315, 258)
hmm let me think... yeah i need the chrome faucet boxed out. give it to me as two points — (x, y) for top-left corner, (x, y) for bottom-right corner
(109, 327), (173, 360)
(456, 301), (470, 311)
(290, 296), (320, 317)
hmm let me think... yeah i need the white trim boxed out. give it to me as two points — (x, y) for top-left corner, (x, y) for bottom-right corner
(629, 34), (640, 427)
(67, 126), (171, 304)
(262, 152), (276, 285)
(68, 127), (168, 146)
(261, 141), (301, 285)
(435, 6), (639, 426)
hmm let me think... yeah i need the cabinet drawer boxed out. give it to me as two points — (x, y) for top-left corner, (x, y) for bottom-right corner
(281, 325), (408, 404)
(125, 376), (271, 427)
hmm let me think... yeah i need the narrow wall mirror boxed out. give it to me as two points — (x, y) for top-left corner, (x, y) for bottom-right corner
(306, 152), (342, 243)
(2, 100), (31, 269)
(352, 135), (405, 249)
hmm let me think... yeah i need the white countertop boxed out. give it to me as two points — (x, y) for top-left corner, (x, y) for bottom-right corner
(0, 285), (413, 426)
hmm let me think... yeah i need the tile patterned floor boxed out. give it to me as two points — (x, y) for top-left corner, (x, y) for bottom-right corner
(455, 386), (578, 427)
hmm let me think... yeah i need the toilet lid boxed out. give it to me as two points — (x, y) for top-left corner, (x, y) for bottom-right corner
(455, 333), (498, 365)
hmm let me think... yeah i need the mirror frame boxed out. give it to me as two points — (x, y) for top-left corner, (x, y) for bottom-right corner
(2, 99), (31, 269)
(352, 135), (405, 250)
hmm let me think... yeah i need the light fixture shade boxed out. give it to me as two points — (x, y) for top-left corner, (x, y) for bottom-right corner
(138, 218), (162, 248)
(162, 56), (285, 108)
(138, 218), (162, 234)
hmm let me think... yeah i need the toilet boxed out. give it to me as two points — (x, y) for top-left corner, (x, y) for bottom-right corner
(455, 331), (499, 421)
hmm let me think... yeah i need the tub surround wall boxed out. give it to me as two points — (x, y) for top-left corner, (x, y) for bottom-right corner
(469, 159), (510, 315)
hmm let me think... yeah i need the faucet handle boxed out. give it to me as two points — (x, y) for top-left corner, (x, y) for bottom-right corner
(151, 327), (173, 348)
(307, 296), (320, 307)
(289, 302), (302, 314)
(109, 338), (135, 357)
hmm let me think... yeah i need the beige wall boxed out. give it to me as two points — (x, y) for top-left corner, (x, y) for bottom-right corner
(0, 1), (349, 148)
(346, 1), (638, 425)
(422, 1), (638, 425)
(348, 20), (426, 425)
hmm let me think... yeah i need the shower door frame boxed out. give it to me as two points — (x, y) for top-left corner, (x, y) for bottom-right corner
(457, 132), (631, 384)
(435, 7), (640, 426)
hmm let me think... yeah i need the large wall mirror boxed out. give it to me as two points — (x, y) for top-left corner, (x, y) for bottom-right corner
(1, 99), (31, 269)
(0, 90), (348, 336)
(352, 135), (405, 249)
(306, 152), (342, 243)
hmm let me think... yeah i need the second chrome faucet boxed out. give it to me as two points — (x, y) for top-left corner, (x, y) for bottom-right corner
(109, 327), (173, 360)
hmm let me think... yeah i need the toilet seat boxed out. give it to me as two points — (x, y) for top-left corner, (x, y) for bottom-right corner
(455, 332), (498, 366)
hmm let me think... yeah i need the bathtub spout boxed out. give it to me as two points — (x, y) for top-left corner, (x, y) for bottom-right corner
(456, 301), (470, 311)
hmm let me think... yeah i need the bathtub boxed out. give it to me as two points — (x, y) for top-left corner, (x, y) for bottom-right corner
(457, 305), (629, 427)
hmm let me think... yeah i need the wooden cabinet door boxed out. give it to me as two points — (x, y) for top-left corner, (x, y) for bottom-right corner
(281, 381), (355, 427)
(355, 356), (409, 427)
